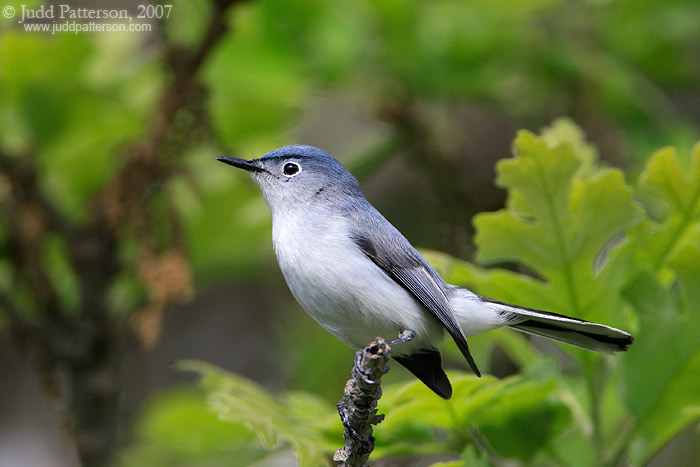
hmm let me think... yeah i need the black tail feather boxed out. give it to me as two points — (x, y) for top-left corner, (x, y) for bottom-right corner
(394, 350), (452, 399)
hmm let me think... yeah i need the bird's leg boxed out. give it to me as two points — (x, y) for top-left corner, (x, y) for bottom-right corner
(387, 329), (414, 346)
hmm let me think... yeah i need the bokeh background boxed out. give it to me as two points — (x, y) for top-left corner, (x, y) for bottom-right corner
(1, 0), (700, 466)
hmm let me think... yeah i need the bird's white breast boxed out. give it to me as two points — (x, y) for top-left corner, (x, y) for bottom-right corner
(271, 207), (443, 354)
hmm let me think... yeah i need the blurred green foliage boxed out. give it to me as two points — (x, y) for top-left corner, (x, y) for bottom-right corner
(119, 387), (272, 467)
(204, 0), (700, 159)
(1, 0), (700, 465)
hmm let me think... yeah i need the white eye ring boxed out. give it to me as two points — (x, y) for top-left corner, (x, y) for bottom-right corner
(282, 162), (302, 177)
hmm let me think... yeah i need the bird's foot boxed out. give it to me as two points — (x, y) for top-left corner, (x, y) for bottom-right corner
(387, 329), (414, 346)
(337, 396), (374, 446)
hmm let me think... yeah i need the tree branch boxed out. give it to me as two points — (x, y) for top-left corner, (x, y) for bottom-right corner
(334, 337), (392, 467)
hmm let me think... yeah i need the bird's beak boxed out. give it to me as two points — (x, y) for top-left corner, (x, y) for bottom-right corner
(216, 156), (263, 173)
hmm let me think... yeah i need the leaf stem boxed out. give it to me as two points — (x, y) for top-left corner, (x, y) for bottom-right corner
(532, 152), (581, 315)
(607, 416), (634, 465)
(583, 356), (605, 464)
(546, 445), (574, 467)
(533, 149), (611, 465)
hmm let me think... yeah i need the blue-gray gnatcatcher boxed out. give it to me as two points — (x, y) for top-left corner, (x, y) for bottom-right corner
(217, 145), (633, 399)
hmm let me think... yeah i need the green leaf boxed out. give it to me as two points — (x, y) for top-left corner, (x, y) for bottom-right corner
(474, 119), (642, 324)
(618, 144), (700, 464)
(119, 388), (268, 467)
(377, 365), (571, 462)
(423, 125), (700, 465)
(636, 144), (700, 269)
(180, 361), (338, 467)
(620, 268), (700, 465)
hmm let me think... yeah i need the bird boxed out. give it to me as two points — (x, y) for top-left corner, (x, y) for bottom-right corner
(217, 145), (633, 399)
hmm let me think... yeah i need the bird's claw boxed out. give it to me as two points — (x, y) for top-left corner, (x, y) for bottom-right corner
(337, 397), (373, 446)
(387, 329), (414, 346)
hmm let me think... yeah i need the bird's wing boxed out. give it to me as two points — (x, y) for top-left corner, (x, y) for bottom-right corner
(352, 232), (481, 377)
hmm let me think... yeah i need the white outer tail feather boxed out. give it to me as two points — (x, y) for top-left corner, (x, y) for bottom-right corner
(478, 297), (634, 354)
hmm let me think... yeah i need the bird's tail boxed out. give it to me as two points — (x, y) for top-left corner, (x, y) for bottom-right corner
(479, 297), (633, 354)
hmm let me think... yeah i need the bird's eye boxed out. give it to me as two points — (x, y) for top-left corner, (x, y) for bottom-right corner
(283, 162), (301, 176)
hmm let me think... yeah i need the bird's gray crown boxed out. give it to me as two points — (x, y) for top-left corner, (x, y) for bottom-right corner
(224, 145), (363, 211)
(261, 145), (355, 180)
